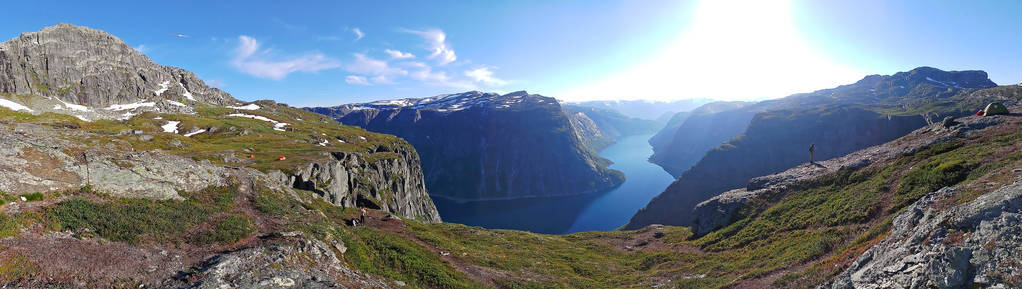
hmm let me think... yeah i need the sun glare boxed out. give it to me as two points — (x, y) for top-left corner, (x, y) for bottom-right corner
(558, 0), (863, 102)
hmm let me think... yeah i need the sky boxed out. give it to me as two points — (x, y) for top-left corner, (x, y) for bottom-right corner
(1, 0), (1020, 106)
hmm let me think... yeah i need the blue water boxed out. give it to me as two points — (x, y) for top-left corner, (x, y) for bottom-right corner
(432, 134), (676, 234)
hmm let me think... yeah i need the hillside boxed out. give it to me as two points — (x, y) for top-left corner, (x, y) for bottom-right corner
(626, 67), (1005, 230)
(307, 91), (625, 201)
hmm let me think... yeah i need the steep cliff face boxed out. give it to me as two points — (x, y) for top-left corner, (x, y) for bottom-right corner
(625, 67), (1001, 230)
(565, 109), (613, 152)
(0, 24), (440, 222)
(307, 91), (624, 201)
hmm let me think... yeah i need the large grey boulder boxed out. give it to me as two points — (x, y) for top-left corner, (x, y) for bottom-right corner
(824, 183), (1022, 289)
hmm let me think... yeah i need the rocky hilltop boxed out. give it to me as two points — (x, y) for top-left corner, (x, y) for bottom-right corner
(625, 67), (1003, 230)
(307, 91), (624, 201)
(0, 24), (236, 120)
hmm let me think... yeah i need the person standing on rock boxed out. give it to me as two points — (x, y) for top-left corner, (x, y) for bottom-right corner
(809, 143), (816, 164)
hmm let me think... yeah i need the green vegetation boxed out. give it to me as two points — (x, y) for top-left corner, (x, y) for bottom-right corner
(0, 253), (39, 280)
(47, 186), (240, 244)
(22, 192), (44, 201)
(191, 215), (255, 245)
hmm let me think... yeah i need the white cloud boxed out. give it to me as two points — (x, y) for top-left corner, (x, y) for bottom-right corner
(464, 66), (507, 86)
(555, 0), (862, 102)
(346, 53), (407, 77)
(408, 62), (474, 89)
(232, 35), (341, 80)
(206, 78), (225, 88)
(134, 44), (149, 53)
(385, 49), (415, 59)
(345, 75), (370, 85)
(402, 29), (457, 65)
(352, 28), (364, 41)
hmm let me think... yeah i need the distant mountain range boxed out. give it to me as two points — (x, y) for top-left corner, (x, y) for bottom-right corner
(307, 91), (626, 201)
(625, 66), (1006, 230)
(566, 98), (713, 120)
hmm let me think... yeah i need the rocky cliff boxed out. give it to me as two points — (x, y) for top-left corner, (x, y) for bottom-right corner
(307, 91), (624, 201)
(625, 67), (1001, 230)
(648, 101), (755, 177)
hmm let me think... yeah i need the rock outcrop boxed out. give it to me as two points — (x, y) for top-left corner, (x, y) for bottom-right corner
(307, 91), (624, 201)
(288, 147), (441, 223)
(825, 183), (1022, 289)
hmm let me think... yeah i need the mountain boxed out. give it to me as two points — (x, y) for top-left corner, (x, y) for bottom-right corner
(563, 104), (660, 151)
(648, 101), (755, 176)
(568, 98), (713, 120)
(307, 91), (624, 201)
(625, 67), (1001, 230)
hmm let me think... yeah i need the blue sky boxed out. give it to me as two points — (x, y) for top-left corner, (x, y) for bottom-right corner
(1, 1), (1020, 105)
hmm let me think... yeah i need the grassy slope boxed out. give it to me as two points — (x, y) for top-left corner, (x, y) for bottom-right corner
(0, 116), (1018, 288)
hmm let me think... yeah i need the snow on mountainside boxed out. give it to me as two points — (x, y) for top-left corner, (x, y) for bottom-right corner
(340, 90), (546, 112)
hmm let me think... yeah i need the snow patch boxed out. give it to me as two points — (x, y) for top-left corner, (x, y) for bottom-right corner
(179, 83), (195, 101)
(228, 104), (260, 110)
(358, 136), (367, 141)
(56, 98), (89, 112)
(162, 121), (180, 133)
(0, 99), (33, 112)
(318, 139), (329, 146)
(117, 112), (136, 120)
(154, 81), (170, 96)
(183, 129), (206, 137)
(106, 102), (156, 111)
(227, 113), (289, 131)
(74, 115), (90, 122)
(166, 100), (186, 107)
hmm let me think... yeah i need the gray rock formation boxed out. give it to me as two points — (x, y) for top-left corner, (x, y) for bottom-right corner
(824, 182), (1022, 289)
(0, 123), (228, 200)
(289, 148), (441, 223)
(171, 233), (396, 289)
(0, 24), (237, 120)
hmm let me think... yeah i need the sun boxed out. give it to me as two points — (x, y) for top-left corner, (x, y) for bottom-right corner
(558, 0), (863, 102)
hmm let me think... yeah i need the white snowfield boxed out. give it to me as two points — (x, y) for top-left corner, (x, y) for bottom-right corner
(0, 99), (33, 112)
(227, 113), (289, 131)
(179, 83), (195, 101)
(162, 121), (180, 133)
(183, 129), (206, 137)
(106, 102), (156, 111)
(228, 103), (260, 110)
(154, 80), (170, 96)
(344, 91), (531, 112)
(166, 100), (186, 107)
(56, 98), (89, 112)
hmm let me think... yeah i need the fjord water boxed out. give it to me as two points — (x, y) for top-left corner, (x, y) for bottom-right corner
(432, 134), (676, 234)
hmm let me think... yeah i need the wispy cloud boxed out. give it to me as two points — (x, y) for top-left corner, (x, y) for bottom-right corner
(464, 66), (507, 86)
(345, 75), (370, 85)
(133, 44), (149, 54)
(385, 49), (415, 59)
(408, 62), (474, 89)
(352, 28), (364, 41)
(344, 53), (407, 85)
(402, 28), (457, 65)
(231, 35), (341, 80)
